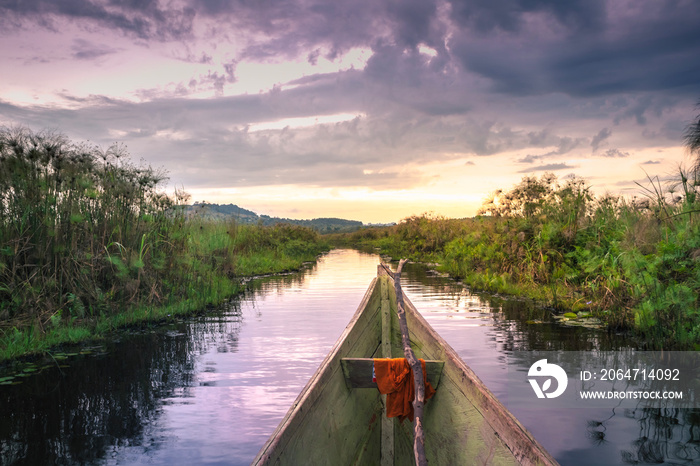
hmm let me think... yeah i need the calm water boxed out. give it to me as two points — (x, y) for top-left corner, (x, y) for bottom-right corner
(1, 249), (697, 465)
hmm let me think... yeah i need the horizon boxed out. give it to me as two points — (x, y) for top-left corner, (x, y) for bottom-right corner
(2, 0), (699, 224)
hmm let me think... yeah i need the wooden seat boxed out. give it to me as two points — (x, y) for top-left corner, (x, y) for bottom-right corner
(340, 358), (444, 389)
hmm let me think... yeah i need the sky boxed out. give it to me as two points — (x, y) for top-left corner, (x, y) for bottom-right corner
(1, 0), (700, 224)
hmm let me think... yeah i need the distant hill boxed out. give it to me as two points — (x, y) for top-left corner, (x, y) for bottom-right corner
(185, 203), (259, 222)
(184, 202), (364, 233)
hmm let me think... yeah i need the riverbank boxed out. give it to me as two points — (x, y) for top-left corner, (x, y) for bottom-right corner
(331, 173), (700, 350)
(0, 249), (684, 465)
(0, 128), (330, 361)
(0, 221), (330, 362)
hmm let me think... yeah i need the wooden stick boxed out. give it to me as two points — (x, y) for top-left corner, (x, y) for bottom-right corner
(393, 259), (428, 466)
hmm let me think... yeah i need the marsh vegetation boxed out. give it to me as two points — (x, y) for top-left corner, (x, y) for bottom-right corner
(336, 105), (700, 349)
(337, 168), (700, 349)
(0, 127), (329, 360)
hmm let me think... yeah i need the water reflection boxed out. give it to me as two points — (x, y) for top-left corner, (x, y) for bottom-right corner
(1, 251), (698, 465)
(397, 260), (698, 465)
(620, 408), (700, 464)
(399, 261), (633, 352)
(0, 322), (203, 465)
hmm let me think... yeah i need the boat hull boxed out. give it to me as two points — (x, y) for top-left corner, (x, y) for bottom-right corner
(253, 272), (557, 465)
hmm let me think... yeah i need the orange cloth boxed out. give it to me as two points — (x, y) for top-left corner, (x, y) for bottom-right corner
(373, 358), (436, 422)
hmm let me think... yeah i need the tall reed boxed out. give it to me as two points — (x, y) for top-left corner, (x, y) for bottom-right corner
(0, 127), (179, 328)
(0, 127), (330, 359)
(342, 171), (700, 349)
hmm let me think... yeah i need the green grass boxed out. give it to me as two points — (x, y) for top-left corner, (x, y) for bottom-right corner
(0, 222), (329, 362)
(335, 172), (700, 349)
(0, 127), (330, 361)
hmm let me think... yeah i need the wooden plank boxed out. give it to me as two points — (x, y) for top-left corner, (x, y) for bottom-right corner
(377, 263), (394, 279)
(340, 358), (444, 389)
(381, 277), (393, 359)
(380, 277), (394, 466)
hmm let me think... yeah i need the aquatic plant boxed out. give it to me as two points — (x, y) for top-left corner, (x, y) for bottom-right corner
(0, 127), (329, 360)
(684, 99), (700, 173)
(0, 126), (176, 323)
(342, 170), (700, 349)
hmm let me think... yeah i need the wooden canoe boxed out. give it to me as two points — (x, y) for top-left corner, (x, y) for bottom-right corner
(253, 265), (558, 465)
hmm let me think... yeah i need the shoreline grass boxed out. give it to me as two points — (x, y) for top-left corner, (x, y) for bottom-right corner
(0, 127), (330, 362)
(332, 171), (700, 349)
(0, 243), (329, 362)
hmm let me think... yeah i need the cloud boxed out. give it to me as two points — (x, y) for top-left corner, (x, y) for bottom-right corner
(71, 39), (118, 60)
(1, 0), (699, 210)
(191, 0), (391, 62)
(385, 0), (441, 49)
(527, 129), (551, 147)
(518, 135), (585, 163)
(0, 81), (430, 189)
(172, 48), (214, 64)
(0, 0), (195, 41)
(447, 0), (606, 35)
(0, 66), (568, 191)
(602, 148), (630, 158)
(518, 163), (577, 173)
(3, 0), (700, 108)
(448, 0), (700, 97)
(591, 127), (611, 152)
(129, 58), (239, 100)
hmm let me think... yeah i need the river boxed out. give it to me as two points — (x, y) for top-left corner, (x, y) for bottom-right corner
(0, 249), (697, 465)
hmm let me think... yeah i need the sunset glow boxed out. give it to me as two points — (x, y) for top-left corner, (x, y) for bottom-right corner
(1, 0), (698, 223)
